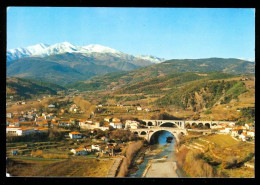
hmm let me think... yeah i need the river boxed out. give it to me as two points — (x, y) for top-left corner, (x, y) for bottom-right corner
(128, 130), (186, 178)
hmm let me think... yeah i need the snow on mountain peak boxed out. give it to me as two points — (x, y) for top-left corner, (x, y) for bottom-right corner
(82, 44), (121, 54)
(135, 55), (165, 63)
(7, 42), (164, 64)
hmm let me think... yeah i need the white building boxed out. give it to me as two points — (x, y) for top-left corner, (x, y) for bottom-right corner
(125, 120), (140, 129)
(91, 144), (101, 151)
(137, 107), (142, 111)
(110, 122), (123, 129)
(239, 132), (248, 141)
(70, 148), (88, 155)
(99, 126), (109, 131)
(48, 104), (55, 108)
(69, 131), (82, 139)
(231, 129), (240, 137)
(6, 127), (35, 136)
(247, 130), (255, 139)
(6, 113), (12, 118)
(104, 117), (112, 122)
(112, 118), (121, 122)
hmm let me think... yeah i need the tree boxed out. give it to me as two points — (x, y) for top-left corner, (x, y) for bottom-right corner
(238, 129), (243, 135)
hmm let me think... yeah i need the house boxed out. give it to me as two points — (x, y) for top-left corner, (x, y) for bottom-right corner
(11, 150), (19, 155)
(231, 128), (240, 137)
(19, 121), (36, 127)
(35, 116), (45, 122)
(247, 130), (255, 139)
(45, 113), (55, 120)
(58, 120), (71, 127)
(6, 119), (19, 126)
(224, 127), (233, 133)
(125, 120), (140, 129)
(91, 144), (101, 151)
(112, 118), (121, 122)
(6, 113), (12, 118)
(36, 120), (51, 127)
(239, 132), (248, 141)
(110, 121), (123, 129)
(137, 107), (142, 111)
(70, 148), (88, 155)
(8, 122), (20, 127)
(228, 122), (236, 127)
(35, 127), (49, 133)
(69, 131), (82, 139)
(104, 117), (112, 122)
(79, 120), (101, 130)
(48, 104), (55, 108)
(145, 108), (151, 112)
(99, 126), (109, 131)
(85, 146), (92, 153)
(105, 145), (114, 156)
(217, 128), (226, 133)
(6, 127), (35, 136)
(245, 123), (254, 130)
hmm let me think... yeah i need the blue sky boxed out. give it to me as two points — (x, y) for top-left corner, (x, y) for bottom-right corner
(7, 7), (255, 60)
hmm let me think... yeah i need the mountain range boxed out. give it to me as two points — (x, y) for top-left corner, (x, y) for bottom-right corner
(7, 42), (165, 85)
(7, 42), (165, 64)
(6, 42), (254, 86)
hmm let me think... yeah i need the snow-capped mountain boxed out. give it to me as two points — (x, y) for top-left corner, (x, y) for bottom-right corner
(7, 42), (165, 63)
(7, 43), (49, 61)
(134, 55), (165, 63)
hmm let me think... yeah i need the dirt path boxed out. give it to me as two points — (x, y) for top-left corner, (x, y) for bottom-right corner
(107, 157), (122, 177)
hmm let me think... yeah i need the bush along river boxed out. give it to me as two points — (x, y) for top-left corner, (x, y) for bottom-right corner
(128, 130), (187, 178)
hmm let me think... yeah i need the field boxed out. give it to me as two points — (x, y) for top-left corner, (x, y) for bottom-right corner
(6, 156), (114, 177)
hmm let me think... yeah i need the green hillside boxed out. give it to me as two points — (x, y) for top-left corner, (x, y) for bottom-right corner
(6, 77), (65, 99)
(67, 58), (253, 92)
(155, 79), (248, 111)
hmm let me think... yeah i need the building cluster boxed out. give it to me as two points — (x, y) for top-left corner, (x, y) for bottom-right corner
(6, 107), (142, 137)
(70, 143), (117, 156)
(215, 122), (255, 141)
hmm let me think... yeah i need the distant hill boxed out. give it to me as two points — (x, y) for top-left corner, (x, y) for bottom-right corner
(6, 77), (66, 99)
(66, 58), (254, 91)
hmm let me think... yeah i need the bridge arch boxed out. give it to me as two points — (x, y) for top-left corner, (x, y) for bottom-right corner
(133, 131), (138, 135)
(159, 122), (178, 128)
(198, 123), (204, 128)
(205, 123), (211, 129)
(149, 129), (177, 144)
(140, 131), (147, 135)
(148, 122), (153, 126)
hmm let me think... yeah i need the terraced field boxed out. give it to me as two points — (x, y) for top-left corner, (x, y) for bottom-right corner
(176, 133), (255, 177)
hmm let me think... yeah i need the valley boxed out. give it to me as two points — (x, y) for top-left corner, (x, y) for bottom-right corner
(6, 45), (255, 178)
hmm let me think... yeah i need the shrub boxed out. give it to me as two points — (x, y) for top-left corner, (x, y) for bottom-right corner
(204, 109), (212, 114)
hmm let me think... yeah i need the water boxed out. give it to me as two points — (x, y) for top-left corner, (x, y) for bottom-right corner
(129, 130), (184, 178)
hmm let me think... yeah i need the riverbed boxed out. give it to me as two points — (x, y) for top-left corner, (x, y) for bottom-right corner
(128, 130), (186, 178)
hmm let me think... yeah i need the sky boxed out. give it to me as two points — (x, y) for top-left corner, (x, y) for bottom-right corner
(7, 7), (255, 60)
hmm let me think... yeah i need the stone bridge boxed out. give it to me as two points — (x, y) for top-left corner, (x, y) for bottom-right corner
(130, 127), (188, 143)
(142, 119), (233, 129)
